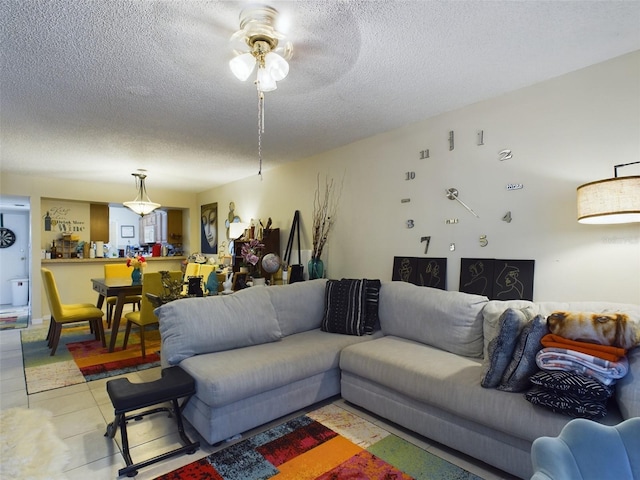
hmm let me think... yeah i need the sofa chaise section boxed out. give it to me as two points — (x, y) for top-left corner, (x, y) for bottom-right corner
(340, 281), (637, 479)
(157, 280), (380, 445)
(340, 335), (624, 479)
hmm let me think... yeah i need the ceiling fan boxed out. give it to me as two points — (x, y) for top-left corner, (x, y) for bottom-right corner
(228, 5), (293, 93)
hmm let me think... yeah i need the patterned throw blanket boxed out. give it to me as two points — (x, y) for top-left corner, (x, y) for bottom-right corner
(540, 333), (627, 362)
(536, 347), (629, 385)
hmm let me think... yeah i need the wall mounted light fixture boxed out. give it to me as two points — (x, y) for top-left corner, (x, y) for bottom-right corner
(123, 170), (161, 217)
(577, 162), (640, 224)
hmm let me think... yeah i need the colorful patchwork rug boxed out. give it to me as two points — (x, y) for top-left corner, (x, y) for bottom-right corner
(0, 307), (30, 330)
(155, 404), (483, 480)
(21, 320), (160, 394)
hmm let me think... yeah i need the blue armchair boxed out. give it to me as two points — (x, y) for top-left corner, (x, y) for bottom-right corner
(531, 417), (640, 480)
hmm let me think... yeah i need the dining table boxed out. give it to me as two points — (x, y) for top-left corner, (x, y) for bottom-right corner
(91, 277), (143, 353)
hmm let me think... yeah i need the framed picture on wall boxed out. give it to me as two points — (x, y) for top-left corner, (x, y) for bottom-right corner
(121, 225), (135, 238)
(459, 258), (494, 297)
(392, 256), (417, 284)
(459, 258), (535, 301)
(232, 272), (249, 291)
(416, 257), (447, 290)
(201, 203), (218, 254)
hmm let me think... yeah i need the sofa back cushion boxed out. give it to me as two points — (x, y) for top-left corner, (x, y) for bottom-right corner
(482, 300), (538, 361)
(267, 279), (327, 336)
(158, 287), (282, 365)
(379, 281), (488, 357)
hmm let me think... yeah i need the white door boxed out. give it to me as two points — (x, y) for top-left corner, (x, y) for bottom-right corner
(0, 209), (30, 305)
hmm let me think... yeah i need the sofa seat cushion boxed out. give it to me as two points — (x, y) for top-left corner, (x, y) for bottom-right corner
(179, 329), (381, 408)
(340, 336), (622, 443)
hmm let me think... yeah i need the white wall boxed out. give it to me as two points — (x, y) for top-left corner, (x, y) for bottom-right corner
(199, 51), (640, 303)
(109, 205), (145, 252)
(0, 174), (198, 320)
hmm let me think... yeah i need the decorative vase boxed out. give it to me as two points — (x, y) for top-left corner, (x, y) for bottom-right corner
(205, 271), (219, 295)
(308, 257), (324, 280)
(131, 268), (142, 285)
(222, 272), (233, 294)
(252, 277), (266, 287)
(240, 266), (249, 273)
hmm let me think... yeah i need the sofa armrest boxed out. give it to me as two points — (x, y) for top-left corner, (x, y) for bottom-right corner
(616, 345), (640, 419)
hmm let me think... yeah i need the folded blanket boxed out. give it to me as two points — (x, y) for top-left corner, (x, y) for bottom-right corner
(536, 347), (629, 385)
(540, 334), (627, 362)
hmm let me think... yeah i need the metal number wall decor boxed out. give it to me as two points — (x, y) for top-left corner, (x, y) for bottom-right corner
(498, 149), (513, 161)
(421, 236), (431, 254)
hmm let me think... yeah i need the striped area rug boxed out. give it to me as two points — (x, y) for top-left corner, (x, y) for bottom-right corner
(21, 320), (160, 394)
(0, 306), (29, 330)
(156, 404), (483, 480)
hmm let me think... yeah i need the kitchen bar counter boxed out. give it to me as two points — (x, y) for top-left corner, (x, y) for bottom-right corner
(42, 256), (187, 264)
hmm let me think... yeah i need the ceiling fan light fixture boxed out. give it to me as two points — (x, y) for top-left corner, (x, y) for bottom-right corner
(123, 171), (161, 217)
(229, 52), (256, 81)
(230, 6), (292, 92)
(257, 66), (277, 92)
(264, 51), (288, 81)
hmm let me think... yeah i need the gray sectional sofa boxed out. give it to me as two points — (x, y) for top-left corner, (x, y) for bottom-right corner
(156, 279), (639, 479)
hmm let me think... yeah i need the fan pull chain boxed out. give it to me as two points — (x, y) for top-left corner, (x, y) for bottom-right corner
(257, 89), (265, 180)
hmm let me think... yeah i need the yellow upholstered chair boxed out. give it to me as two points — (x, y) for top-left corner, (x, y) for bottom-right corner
(41, 268), (106, 356)
(182, 262), (201, 295)
(123, 271), (182, 358)
(104, 264), (142, 327)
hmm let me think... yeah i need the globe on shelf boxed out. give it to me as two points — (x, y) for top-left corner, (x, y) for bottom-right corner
(261, 253), (281, 274)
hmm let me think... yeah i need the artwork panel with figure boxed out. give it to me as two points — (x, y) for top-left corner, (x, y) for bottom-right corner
(392, 256), (418, 284)
(416, 257), (447, 290)
(459, 258), (534, 301)
(201, 203), (218, 254)
(459, 258), (495, 297)
(492, 259), (535, 301)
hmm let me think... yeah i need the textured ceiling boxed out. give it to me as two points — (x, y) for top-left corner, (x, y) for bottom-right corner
(1, 0), (639, 193)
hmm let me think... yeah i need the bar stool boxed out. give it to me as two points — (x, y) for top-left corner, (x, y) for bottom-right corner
(104, 366), (200, 477)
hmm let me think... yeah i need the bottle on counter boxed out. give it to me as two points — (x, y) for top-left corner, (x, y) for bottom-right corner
(50, 241), (57, 259)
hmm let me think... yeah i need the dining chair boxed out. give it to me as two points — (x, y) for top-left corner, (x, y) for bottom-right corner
(104, 263), (142, 327)
(41, 268), (106, 356)
(104, 263), (142, 328)
(123, 271), (182, 358)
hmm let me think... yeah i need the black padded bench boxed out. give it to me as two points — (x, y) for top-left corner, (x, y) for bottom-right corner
(104, 366), (200, 477)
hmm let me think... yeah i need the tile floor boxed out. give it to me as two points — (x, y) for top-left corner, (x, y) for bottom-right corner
(0, 324), (517, 480)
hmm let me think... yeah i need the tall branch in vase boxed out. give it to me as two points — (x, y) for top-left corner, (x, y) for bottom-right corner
(311, 173), (343, 263)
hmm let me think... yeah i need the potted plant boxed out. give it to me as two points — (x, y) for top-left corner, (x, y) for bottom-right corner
(241, 239), (265, 282)
(310, 174), (343, 279)
(126, 254), (146, 285)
